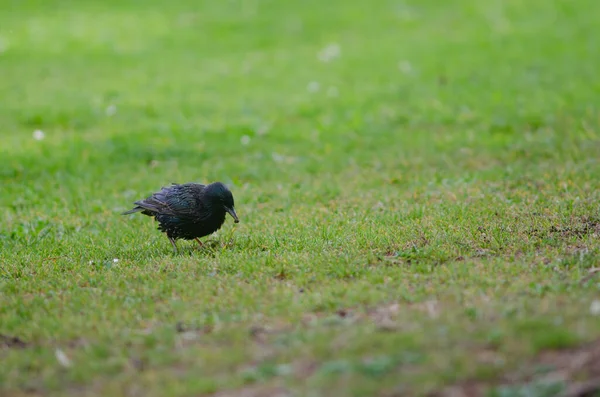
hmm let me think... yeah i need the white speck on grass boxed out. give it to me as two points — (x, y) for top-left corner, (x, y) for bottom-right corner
(180, 331), (200, 342)
(372, 201), (385, 210)
(55, 349), (72, 367)
(307, 81), (320, 93)
(579, 247), (589, 261)
(240, 135), (251, 145)
(272, 152), (284, 163)
(113, 258), (119, 263)
(318, 43), (341, 63)
(106, 104), (117, 116)
(326, 86), (339, 97)
(425, 300), (439, 319)
(398, 60), (413, 74)
(33, 129), (45, 141)
(591, 300), (600, 316)
(276, 363), (293, 376)
(255, 124), (271, 136)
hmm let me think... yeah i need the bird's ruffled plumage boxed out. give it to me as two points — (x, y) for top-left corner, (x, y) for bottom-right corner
(123, 182), (238, 251)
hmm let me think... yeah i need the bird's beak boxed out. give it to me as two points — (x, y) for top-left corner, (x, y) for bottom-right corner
(226, 207), (239, 223)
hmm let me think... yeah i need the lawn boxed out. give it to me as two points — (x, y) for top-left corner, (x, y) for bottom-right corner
(1, 0), (600, 396)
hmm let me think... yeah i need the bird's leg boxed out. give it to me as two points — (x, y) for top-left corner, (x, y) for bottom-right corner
(168, 237), (178, 253)
(194, 238), (203, 248)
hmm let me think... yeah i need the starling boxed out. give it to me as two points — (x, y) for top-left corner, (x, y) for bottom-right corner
(122, 181), (239, 252)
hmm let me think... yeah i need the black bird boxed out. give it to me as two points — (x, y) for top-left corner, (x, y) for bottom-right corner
(122, 181), (239, 252)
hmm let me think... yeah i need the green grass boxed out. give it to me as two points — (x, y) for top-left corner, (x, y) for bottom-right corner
(1, 0), (600, 396)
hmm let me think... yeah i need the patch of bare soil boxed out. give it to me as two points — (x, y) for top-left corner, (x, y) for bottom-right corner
(530, 216), (600, 239)
(0, 391), (45, 397)
(0, 334), (29, 349)
(210, 385), (290, 397)
(430, 338), (600, 397)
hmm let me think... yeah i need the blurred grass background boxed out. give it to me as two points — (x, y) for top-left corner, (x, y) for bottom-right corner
(1, 0), (600, 396)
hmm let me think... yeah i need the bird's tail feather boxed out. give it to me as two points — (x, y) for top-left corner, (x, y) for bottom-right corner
(122, 207), (143, 215)
(122, 199), (163, 215)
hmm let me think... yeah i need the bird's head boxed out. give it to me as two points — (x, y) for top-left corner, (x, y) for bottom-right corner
(205, 182), (239, 223)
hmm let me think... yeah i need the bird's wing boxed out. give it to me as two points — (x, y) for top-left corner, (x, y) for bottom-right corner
(129, 183), (197, 214)
(162, 183), (209, 220)
(128, 185), (173, 214)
